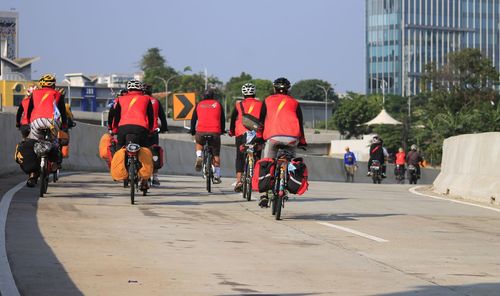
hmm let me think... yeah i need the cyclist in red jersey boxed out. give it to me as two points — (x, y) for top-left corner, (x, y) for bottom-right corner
(229, 83), (263, 192)
(190, 89), (226, 184)
(16, 85), (37, 139)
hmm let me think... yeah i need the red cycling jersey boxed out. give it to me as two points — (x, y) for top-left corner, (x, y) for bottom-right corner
(262, 94), (303, 141)
(195, 99), (223, 134)
(234, 98), (263, 137)
(30, 88), (62, 122)
(117, 91), (151, 129)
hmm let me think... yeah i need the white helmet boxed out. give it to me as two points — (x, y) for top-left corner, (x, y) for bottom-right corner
(126, 79), (143, 91)
(241, 83), (256, 96)
(411, 144), (418, 150)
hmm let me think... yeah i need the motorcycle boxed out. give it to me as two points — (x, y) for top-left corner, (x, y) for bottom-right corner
(370, 160), (382, 184)
(394, 164), (405, 184)
(407, 164), (418, 184)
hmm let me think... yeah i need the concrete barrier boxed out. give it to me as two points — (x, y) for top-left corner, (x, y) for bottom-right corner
(0, 111), (439, 184)
(433, 132), (500, 204)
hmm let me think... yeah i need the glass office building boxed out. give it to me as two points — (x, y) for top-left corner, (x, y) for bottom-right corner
(367, 0), (500, 96)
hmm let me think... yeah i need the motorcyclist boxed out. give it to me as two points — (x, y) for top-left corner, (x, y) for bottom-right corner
(394, 147), (406, 178)
(26, 74), (68, 187)
(143, 83), (168, 186)
(190, 88), (226, 184)
(406, 144), (423, 179)
(258, 77), (307, 207)
(367, 135), (387, 178)
(229, 83), (263, 192)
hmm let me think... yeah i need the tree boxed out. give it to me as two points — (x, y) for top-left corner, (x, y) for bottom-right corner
(331, 92), (380, 138)
(290, 79), (337, 102)
(253, 79), (274, 100)
(140, 47), (178, 93)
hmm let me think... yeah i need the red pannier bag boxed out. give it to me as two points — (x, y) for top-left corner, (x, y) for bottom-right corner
(287, 157), (309, 195)
(150, 144), (164, 169)
(252, 158), (276, 193)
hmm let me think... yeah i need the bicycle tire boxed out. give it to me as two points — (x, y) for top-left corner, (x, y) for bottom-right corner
(244, 156), (252, 201)
(129, 161), (136, 205)
(271, 194), (277, 216)
(275, 195), (283, 220)
(206, 153), (212, 193)
(39, 164), (47, 198)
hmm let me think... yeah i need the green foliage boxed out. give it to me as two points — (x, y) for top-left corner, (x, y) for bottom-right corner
(332, 92), (380, 138)
(140, 48), (178, 93)
(253, 79), (274, 100)
(290, 79), (337, 102)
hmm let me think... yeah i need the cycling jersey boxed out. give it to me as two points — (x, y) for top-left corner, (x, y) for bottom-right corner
(395, 152), (406, 165)
(114, 91), (154, 130)
(191, 99), (224, 134)
(230, 97), (263, 137)
(260, 94), (305, 144)
(28, 88), (66, 123)
(16, 97), (30, 126)
(148, 96), (168, 132)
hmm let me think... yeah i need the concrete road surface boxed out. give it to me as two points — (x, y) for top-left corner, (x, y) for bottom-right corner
(3, 173), (500, 296)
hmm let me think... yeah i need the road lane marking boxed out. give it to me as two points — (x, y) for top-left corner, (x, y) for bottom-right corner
(316, 222), (388, 243)
(0, 181), (24, 296)
(409, 186), (500, 214)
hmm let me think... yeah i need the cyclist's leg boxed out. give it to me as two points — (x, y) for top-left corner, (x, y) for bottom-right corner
(235, 135), (245, 186)
(212, 134), (222, 181)
(194, 133), (205, 171)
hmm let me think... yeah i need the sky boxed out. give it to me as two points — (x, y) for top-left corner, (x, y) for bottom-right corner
(1, 0), (366, 93)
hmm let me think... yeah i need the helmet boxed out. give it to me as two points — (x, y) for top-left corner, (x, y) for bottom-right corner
(126, 80), (143, 91)
(142, 83), (152, 95)
(204, 88), (217, 100)
(398, 147), (404, 152)
(241, 83), (256, 96)
(39, 74), (56, 88)
(411, 144), (418, 150)
(372, 135), (381, 144)
(273, 77), (291, 93)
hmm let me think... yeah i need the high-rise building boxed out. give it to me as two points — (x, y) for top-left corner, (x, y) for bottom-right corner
(366, 0), (500, 96)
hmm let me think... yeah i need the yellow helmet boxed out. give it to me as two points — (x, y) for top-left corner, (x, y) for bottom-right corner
(39, 74), (56, 88)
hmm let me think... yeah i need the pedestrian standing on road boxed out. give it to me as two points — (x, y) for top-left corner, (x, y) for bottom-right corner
(343, 146), (357, 182)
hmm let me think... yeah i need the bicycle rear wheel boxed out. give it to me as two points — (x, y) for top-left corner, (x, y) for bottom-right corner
(243, 157), (252, 201)
(129, 161), (136, 204)
(206, 153), (212, 193)
(275, 195), (283, 220)
(39, 158), (48, 197)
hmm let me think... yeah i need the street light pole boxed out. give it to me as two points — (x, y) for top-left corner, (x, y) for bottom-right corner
(316, 84), (330, 131)
(155, 75), (179, 118)
(63, 79), (72, 107)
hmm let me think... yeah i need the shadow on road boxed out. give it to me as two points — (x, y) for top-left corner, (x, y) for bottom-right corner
(287, 212), (401, 222)
(373, 282), (500, 296)
(7, 186), (83, 295)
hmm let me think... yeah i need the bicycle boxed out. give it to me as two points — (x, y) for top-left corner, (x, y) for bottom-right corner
(241, 131), (259, 201)
(124, 135), (148, 205)
(268, 144), (296, 220)
(201, 135), (215, 193)
(33, 129), (58, 198)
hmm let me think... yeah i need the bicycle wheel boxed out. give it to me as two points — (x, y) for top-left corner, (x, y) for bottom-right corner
(206, 153), (212, 193)
(39, 159), (48, 197)
(271, 194), (277, 216)
(129, 161), (136, 204)
(275, 195), (283, 220)
(243, 157), (252, 201)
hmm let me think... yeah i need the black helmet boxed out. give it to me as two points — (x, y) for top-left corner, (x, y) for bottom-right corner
(204, 88), (217, 100)
(273, 77), (291, 93)
(142, 83), (152, 95)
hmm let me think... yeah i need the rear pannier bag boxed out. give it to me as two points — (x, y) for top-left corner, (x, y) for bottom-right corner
(287, 157), (309, 195)
(252, 158), (276, 192)
(15, 139), (39, 174)
(110, 148), (128, 181)
(150, 145), (164, 169)
(99, 133), (113, 159)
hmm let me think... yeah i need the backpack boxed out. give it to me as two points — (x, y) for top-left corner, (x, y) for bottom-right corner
(287, 158), (309, 195)
(252, 158), (276, 193)
(150, 145), (164, 169)
(15, 139), (39, 174)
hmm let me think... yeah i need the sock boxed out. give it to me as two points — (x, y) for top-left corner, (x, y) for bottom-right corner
(215, 167), (221, 178)
(196, 150), (202, 158)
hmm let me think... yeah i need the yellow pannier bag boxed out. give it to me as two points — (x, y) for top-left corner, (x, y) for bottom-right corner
(99, 133), (113, 159)
(138, 147), (153, 180)
(110, 148), (128, 181)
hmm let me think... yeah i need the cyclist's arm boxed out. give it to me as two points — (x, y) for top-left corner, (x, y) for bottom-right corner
(113, 102), (122, 127)
(259, 100), (267, 123)
(229, 106), (238, 135)
(27, 95), (34, 123)
(157, 101), (168, 132)
(107, 106), (115, 130)
(296, 105), (306, 145)
(56, 93), (68, 130)
(15, 103), (24, 127)
(146, 101), (154, 131)
(190, 105), (198, 135)
(220, 105), (226, 134)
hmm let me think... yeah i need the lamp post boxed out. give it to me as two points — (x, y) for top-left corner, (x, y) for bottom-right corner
(373, 78), (388, 106)
(316, 84), (330, 131)
(155, 75), (180, 118)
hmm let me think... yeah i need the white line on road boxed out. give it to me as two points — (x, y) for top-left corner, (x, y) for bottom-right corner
(0, 181), (24, 296)
(317, 222), (389, 243)
(409, 186), (500, 214)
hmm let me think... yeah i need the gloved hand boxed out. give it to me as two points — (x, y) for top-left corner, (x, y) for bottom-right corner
(228, 130), (235, 137)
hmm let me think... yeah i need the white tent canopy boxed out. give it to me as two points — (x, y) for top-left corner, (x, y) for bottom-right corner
(363, 108), (402, 125)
